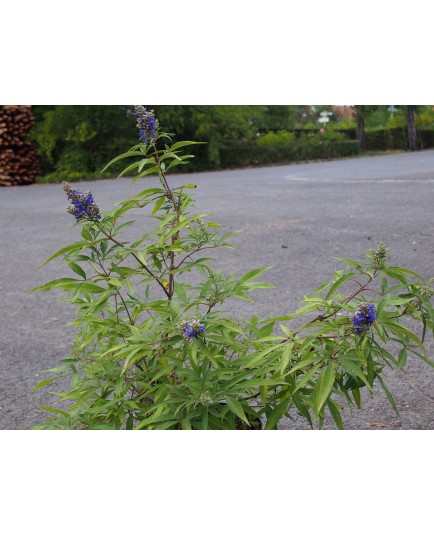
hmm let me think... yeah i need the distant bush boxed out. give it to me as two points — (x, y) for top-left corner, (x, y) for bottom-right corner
(417, 109), (434, 129)
(219, 140), (360, 168)
(257, 130), (295, 148)
(32, 106), (139, 178)
(365, 127), (407, 151)
(419, 130), (434, 149)
(296, 140), (360, 160)
(30, 106), (434, 182)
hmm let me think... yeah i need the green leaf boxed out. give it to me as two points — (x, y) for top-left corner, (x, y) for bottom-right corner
(238, 266), (273, 286)
(176, 183), (198, 190)
(279, 344), (293, 374)
(260, 385), (268, 405)
(33, 278), (81, 292)
(79, 282), (106, 294)
(326, 399), (344, 429)
(245, 344), (282, 368)
(38, 242), (87, 269)
(326, 273), (357, 299)
(291, 392), (313, 427)
(39, 406), (68, 417)
(190, 344), (198, 367)
(174, 282), (187, 302)
(118, 161), (141, 178)
(170, 140), (206, 151)
(162, 215), (206, 243)
(340, 357), (372, 390)
(382, 321), (426, 354)
(377, 375), (399, 415)
(135, 414), (178, 430)
(67, 261), (86, 280)
(225, 395), (249, 425)
(352, 387), (361, 409)
(181, 419), (192, 430)
(100, 151), (144, 173)
(265, 399), (290, 430)
(288, 355), (320, 374)
(32, 376), (62, 391)
(121, 347), (145, 374)
(334, 257), (363, 271)
(397, 348), (408, 369)
(312, 361), (337, 419)
(151, 196), (166, 216)
(131, 166), (159, 183)
(292, 363), (322, 395)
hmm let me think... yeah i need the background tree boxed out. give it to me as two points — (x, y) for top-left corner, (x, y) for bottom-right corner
(30, 105), (434, 181)
(407, 105), (418, 151)
(353, 105), (368, 152)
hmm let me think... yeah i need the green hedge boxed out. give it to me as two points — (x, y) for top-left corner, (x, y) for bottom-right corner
(219, 140), (360, 169)
(364, 127), (434, 151)
(365, 127), (407, 151)
(419, 129), (434, 149)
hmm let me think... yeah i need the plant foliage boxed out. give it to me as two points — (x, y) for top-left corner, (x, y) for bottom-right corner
(33, 109), (434, 429)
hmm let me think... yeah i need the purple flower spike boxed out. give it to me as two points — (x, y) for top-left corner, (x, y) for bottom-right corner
(181, 319), (205, 341)
(350, 302), (376, 336)
(134, 106), (159, 142)
(63, 182), (101, 222)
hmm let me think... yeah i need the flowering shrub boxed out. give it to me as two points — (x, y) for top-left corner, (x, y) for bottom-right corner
(33, 107), (434, 429)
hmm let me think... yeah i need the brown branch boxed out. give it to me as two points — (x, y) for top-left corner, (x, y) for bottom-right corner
(97, 225), (171, 299)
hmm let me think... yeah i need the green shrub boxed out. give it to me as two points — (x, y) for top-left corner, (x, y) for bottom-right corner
(296, 140), (360, 160)
(419, 130), (434, 149)
(33, 109), (434, 430)
(365, 127), (407, 151)
(257, 130), (295, 148)
(219, 140), (360, 168)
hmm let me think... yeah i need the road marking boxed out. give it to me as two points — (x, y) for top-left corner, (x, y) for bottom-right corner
(284, 176), (434, 184)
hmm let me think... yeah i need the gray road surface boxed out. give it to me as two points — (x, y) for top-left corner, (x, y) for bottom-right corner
(1, 151), (434, 429)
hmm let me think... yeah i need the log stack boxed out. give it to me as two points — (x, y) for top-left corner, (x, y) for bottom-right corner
(0, 105), (40, 186)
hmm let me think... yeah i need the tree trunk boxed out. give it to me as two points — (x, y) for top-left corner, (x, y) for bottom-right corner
(407, 105), (418, 151)
(355, 105), (366, 153)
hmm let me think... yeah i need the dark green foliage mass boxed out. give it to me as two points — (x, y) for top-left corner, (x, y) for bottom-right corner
(31, 105), (434, 182)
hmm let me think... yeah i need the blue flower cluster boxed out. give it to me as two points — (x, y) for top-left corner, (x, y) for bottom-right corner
(134, 106), (159, 143)
(63, 182), (101, 222)
(181, 319), (205, 341)
(350, 302), (376, 335)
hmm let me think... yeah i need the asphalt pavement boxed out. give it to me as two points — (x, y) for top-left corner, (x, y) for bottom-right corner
(1, 150), (434, 429)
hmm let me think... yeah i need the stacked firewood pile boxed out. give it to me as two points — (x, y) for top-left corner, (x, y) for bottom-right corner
(0, 105), (40, 186)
